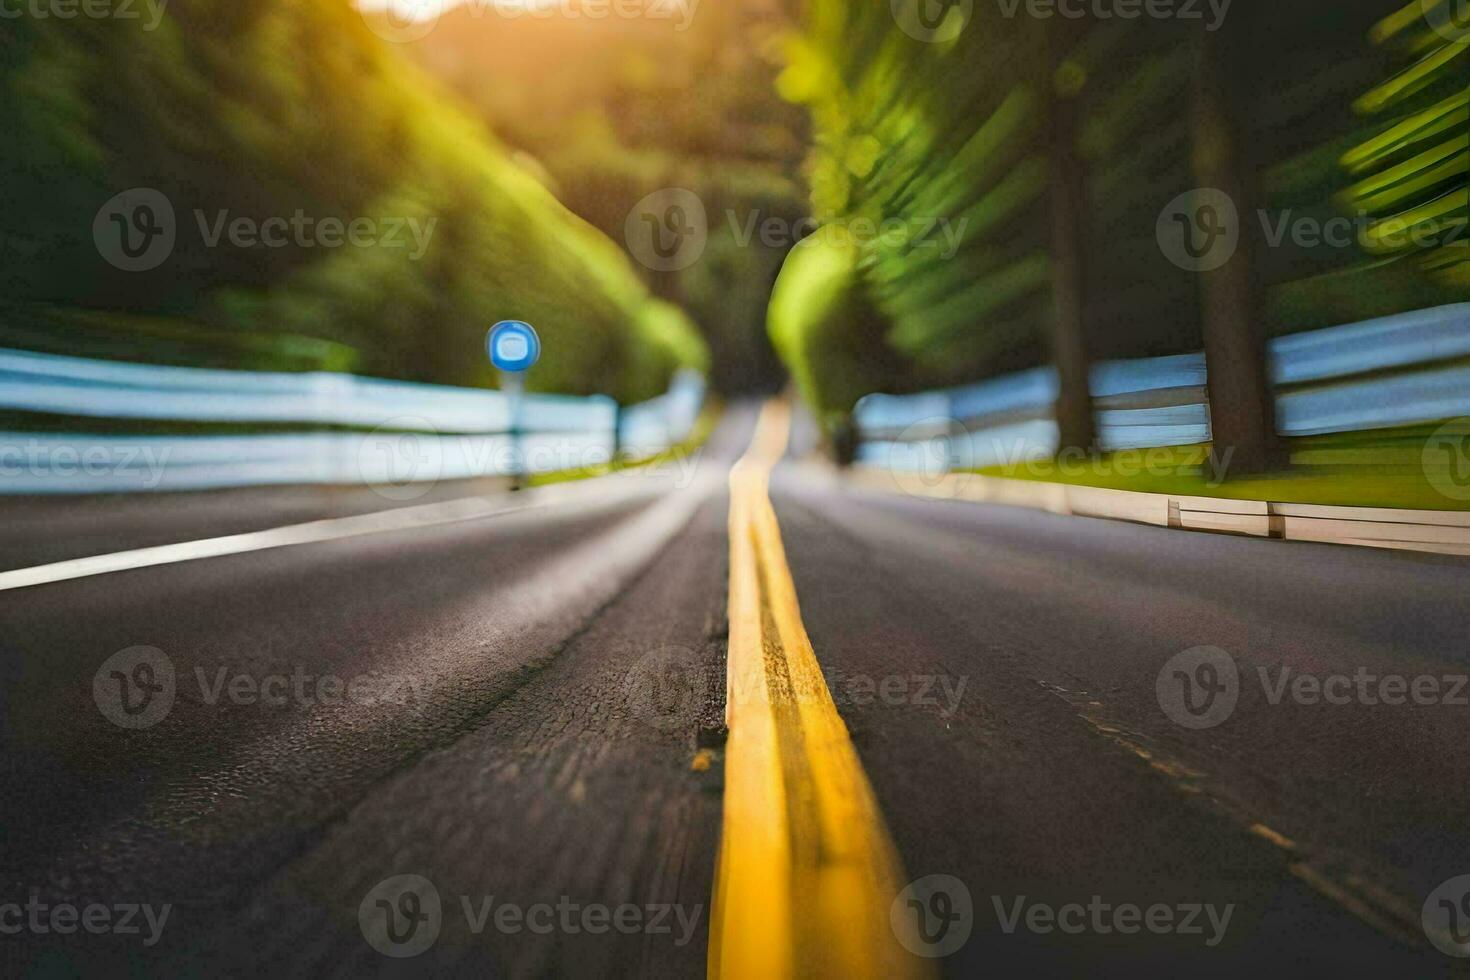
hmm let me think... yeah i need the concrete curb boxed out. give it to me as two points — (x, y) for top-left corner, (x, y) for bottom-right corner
(848, 467), (1470, 557)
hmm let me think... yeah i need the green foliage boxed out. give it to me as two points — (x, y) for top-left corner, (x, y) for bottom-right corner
(398, 4), (805, 395)
(0, 0), (705, 402)
(770, 1), (1468, 421)
(1342, 1), (1468, 294)
(768, 3), (1059, 418)
(767, 235), (899, 425)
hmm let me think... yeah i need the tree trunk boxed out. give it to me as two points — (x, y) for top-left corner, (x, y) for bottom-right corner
(612, 401), (624, 464)
(1047, 25), (1097, 458)
(1191, 26), (1281, 479)
(831, 415), (857, 468)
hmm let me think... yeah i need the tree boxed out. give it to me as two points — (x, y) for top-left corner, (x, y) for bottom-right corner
(1046, 23), (1098, 457)
(1190, 20), (1281, 477)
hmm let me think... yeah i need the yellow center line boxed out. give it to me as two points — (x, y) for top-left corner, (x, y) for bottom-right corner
(710, 400), (932, 980)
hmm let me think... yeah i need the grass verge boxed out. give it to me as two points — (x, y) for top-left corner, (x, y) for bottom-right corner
(528, 401), (722, 488)
(972, 423), (1470, 511)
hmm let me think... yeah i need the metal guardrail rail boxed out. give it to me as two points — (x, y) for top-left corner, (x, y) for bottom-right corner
(857, 304), (1470, 470)
(0, 351), (705, 493)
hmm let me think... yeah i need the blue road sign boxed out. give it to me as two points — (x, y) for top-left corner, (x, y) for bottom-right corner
(487, 321), (541, 373)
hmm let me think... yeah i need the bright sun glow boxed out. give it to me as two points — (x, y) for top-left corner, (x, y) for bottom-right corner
(358, 0), (562, 23)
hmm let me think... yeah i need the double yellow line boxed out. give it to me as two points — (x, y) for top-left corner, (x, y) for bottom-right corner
(709, 401), (931, 980)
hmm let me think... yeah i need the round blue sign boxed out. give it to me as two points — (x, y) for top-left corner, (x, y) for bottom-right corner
(487, 320), (541, 373)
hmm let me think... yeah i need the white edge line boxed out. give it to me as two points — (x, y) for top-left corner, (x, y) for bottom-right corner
(0, 495), (552, 593)
(0, 469), (683, 593)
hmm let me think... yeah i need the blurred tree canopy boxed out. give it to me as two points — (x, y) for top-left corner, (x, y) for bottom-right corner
(769, 0), (1468, 425)
(398, 0), (807, 395)
(0, 0), (706, 402)
(1341, 1), (1469, 294)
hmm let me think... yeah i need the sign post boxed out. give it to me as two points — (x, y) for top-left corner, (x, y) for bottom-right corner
(487, 320), (541, 489)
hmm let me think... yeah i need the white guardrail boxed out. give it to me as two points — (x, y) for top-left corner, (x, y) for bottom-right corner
(0, 350), (705, 493)
(857, 304), (1470, 471)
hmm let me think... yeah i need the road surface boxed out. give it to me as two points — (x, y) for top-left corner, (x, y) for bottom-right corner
(2, 403), (1468, 977)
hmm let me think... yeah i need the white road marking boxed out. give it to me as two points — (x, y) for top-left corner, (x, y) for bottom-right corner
(0, 477), (673, 593)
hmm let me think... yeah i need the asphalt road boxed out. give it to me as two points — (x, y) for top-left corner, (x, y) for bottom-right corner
(3, 404), (1470, 977)
(772, 466), (1470, 977)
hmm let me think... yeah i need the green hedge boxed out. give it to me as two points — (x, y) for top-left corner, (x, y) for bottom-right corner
(0, 0), (705, 403)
